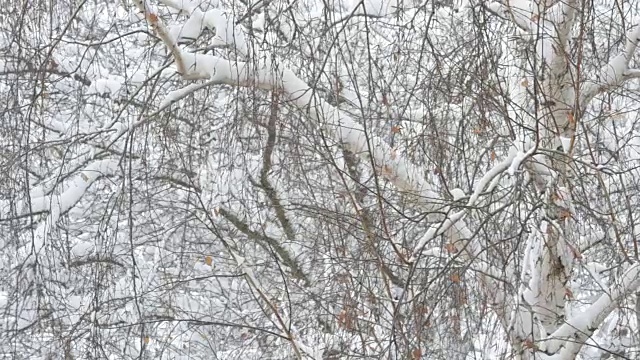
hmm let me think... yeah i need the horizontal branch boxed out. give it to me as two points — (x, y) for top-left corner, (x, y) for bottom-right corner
(13, 159), (122, 218)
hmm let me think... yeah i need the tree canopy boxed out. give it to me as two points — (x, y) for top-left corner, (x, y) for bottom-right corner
(2, 0), (640, 359)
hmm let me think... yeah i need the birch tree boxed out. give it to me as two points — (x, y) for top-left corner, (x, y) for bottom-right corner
(2, 0), (640, 359)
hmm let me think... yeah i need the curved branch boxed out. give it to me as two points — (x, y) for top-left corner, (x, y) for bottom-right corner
(581, 24), (640, 108)
(544, 263), (640, 356)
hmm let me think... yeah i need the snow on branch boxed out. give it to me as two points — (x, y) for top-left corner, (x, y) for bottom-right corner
(486, 0), (576, 36)
(581, 24), (640, 107)
(411, 148), (517, 260)
(543, 263), (640, 357)
(133, 0), (247, 81)
(136, 1), (444, 209)
(154, 53), (446, 214)
(18, 159), (122, 217)
(16, 159), (122, 264)
(486, 1), (533, 33)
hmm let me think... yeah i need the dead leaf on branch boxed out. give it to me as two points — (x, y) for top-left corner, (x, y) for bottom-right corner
(337, 309), (356, 330)
(564, 287), (574, 299)
(335, 75), (343, 94)
(450, 273), (461, 283)
(382, 164), (394, 177)
(546, 226), (554, 236)
(558, 209), (573, 221)
(445, 243), (457, 254)
(414, 304), (430, 316)
(567, 242), (582, 260)
(366, 293), (377, 305)
(522, 338), (538, 350)
(551, 191), (562, 202)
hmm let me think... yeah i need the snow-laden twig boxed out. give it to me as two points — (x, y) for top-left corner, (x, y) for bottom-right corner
(509, 143), (537, 176)
(411, 210), (466, 259)
(229, 249), (313, 359)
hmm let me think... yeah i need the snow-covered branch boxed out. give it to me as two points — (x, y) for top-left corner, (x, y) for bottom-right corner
(581, 24), (640, 107)
(485, 1), (533, 33)
(15, 159), (122, 218)
(156, 60), (446, 216)
(411, 148), (517, 259)
(133, 0), (247, 80)
(16, 159), (122, 263)
(543, 263), (640, 357)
